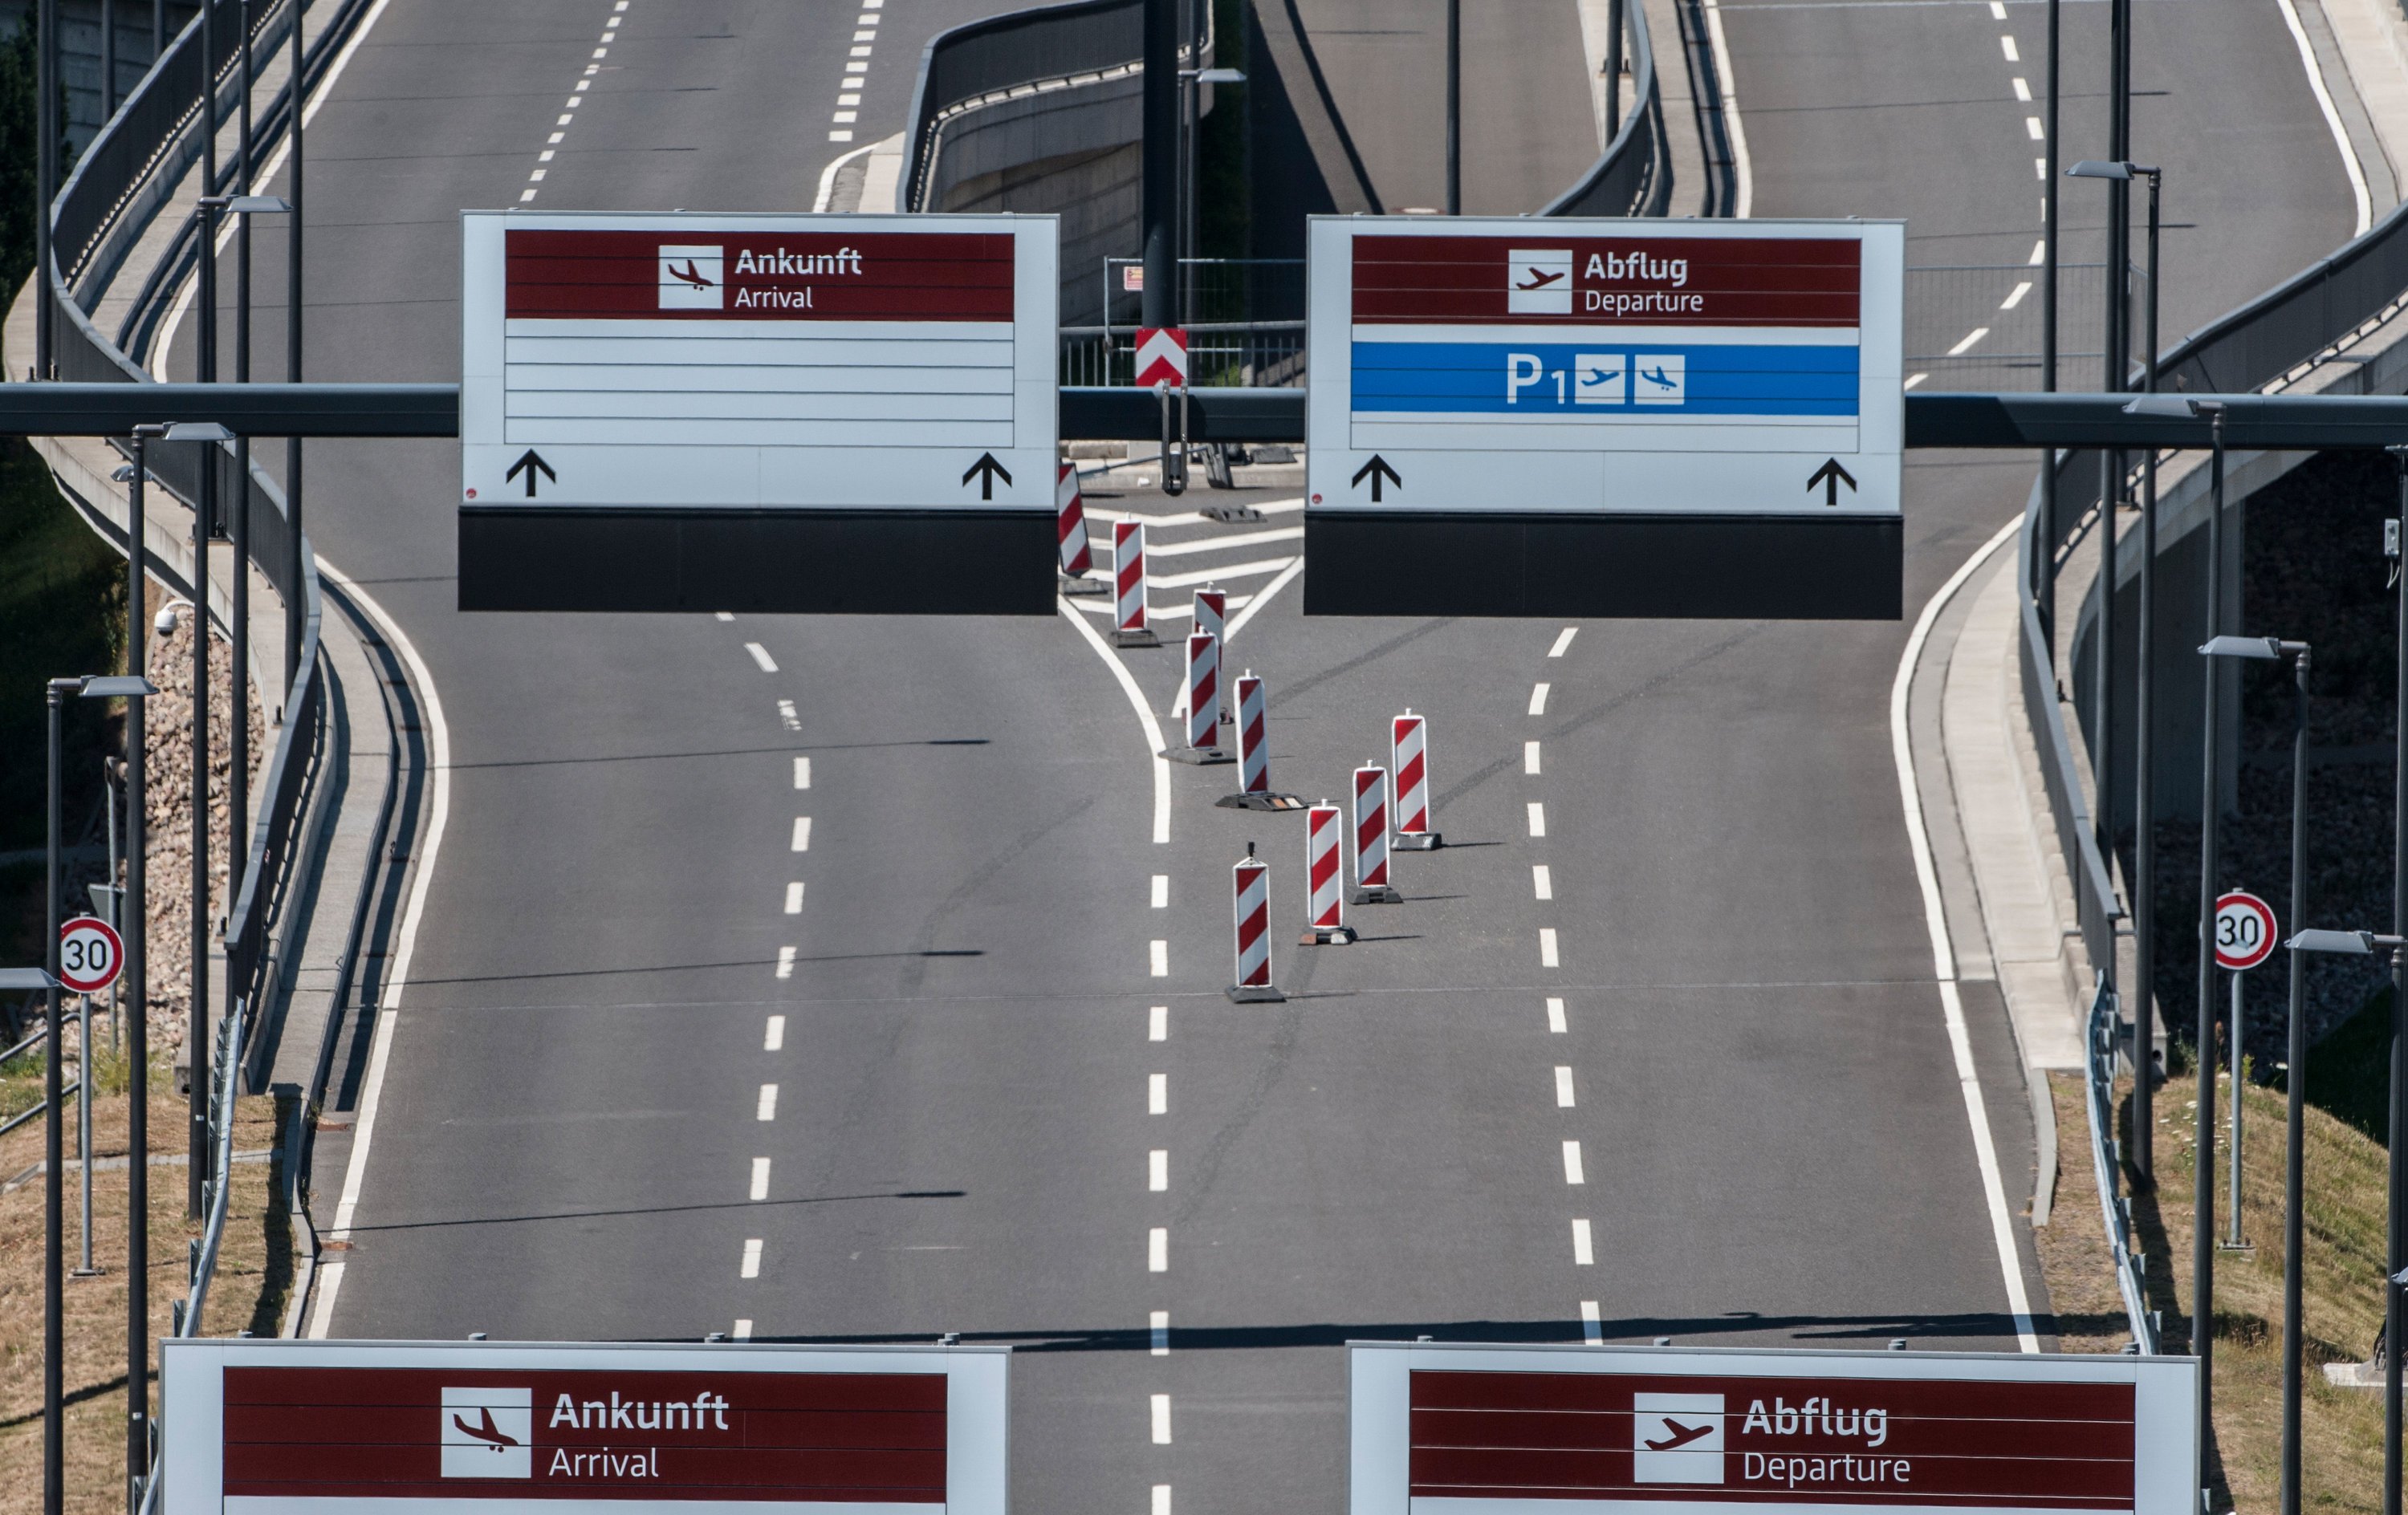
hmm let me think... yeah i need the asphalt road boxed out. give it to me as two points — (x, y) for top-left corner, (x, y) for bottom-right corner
(153, 0), (2365, 1509)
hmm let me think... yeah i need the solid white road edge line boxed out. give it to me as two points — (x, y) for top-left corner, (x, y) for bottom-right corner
(2272, 0), (2373, 235)
(309, 551), (452, 1338)
(1888, 511), (2037, 1353)
(1701, 0), (1754, 217)
(1059, 596), (1173, 844)
(1222, 556), (1304, 640)
(813, 139), (881, 212)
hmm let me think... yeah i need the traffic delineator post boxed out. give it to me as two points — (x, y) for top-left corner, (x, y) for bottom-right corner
(1228, 843), (1284, 1001)
(1112, 519), (1158, 647)
(1166, 630), (1230, 765)
(1302, 802), (1355, 944)
(1392, 709), (1442, 849)
(1193, 588), (1231, 722)
(1351, 764), (1402, 904)
(1057, 463), (1104, 595)
(1218, 671), (1304, 810)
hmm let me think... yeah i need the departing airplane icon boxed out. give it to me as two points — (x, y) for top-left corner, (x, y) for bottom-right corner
(1516, 267), (1567, 290)
(1644, 1420), (1715, 1453)
(665, 258), (714, 289)
(1581, 366), (1621, 388)
(452, 1407), (522, 1450)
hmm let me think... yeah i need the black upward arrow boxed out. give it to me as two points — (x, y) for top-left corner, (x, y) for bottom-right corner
(1351, 454), (1402, 502)
(962, 453), (1013, 500)
(1808, 457), (1857, 506)
(506, 449), (556, 498)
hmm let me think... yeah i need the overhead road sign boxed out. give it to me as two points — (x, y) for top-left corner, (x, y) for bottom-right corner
(1303, 217), (1906, 619)
(2215, 890), (2278, 972)
(161, 1338), (1008, 1515)
(458, 212), (1060, 615)
(58, 915), (123, 994)
(1350, 1340), (2197, 1515)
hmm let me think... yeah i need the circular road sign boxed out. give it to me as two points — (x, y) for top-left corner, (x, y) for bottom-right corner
(2215, 891), (2279, 973)
(58, 915), (124, 995)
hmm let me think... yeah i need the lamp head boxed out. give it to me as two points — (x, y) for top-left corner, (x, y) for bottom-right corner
(2288, 928), (2378, 955)
(79, 675), (158, 699)
(2199, 636), (2282, 660)
(2067, 160), (2133, 181)
(162, 421), (235, 443)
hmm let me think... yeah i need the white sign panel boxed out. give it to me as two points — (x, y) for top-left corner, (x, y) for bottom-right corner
(163, 1338), (1007, 1515)
(1351, 1340), (2195, 1515)
(1305, 217), (1905, 516)
(461, 212), (1059, 512)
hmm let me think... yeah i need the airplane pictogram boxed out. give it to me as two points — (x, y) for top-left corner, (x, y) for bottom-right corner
(1516, 267), (1567, 290)
(1640, 365), (1678, 390)
(666, 258), (714, 290)
(452, 1407), (523, 1450)
(1644, 1419), (1715, 1453)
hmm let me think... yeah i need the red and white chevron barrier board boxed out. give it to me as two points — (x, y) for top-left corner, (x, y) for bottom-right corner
(1193, 587), (1226, 645)
(1184, 631), (1221, 751)
(1133, 326), (1189, 388)
(1306, 802), (1345, 932)
(1114, 519), (1147, 633)
(1393, 710), (1430, 835)
(1232, 854), (1272, 990)
(1056, 463), (1091, 576)
(1352, 764), (1393, 896)
(1235, 673), (1268, 794)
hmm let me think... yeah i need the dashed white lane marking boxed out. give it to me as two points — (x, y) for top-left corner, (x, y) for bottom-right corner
(1527, 682), (1551, 716)
(1149, 940), (1169, 977)
(2011, 75), (2030, 101)
(778, 699), (800, 731)
(1148, 1228), (1168, 1271)
(1572, 1217), (1595, 1265)
(794, 756), (811, 789)
(1546, 997), (1568, 1034)
(1149, 1005), (1168, 1042)
(1998, 34), (2017, 59)
(1151, 874), (1169, 908)
(791, 816), (812, 851)
(1149, 1073), (1168, 1115)
(1905, 372), (1929, 390)
(2000, 281), (2032, 310)
(1524, 741), (1541, 774)
(1151, 1310), (1170, 1355)
(1580, 1300), (1604, 1345)
(1547, 627), (1579, 657)
(1149, 1150), (1169, 1192)
(740, 1239), (763, 1278)
(1555, 1066), (1576, 1107)
(2023, 116), (2043, 141)
(775, 945), (796, 979)
(1151, 1395), (1172, 1444)
(764, 1015), (785, 1051)
(1152, 1489), (1171, 1515)
(1562, 1141), (1585, 1184)
(784, 882), (804, 914)
(1057, 599), (1173, 846)
(1527, 802), (1548, 838)
(750, 1157), (771, 1200)
(732, 1318), (753, 1340)
(1532, 864), (1554, 900)
(2032, 156), (2046, 181)
(2028, 238), (2045, 265)
(756, 1084), (779, 1121)
(1540, 928), (1561, 968)
(1947, 328), (1990, 356)
(1987, 0), (2005, 14)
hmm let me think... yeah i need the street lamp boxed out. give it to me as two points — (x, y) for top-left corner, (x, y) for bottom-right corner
(42, 673), (153, 1515)
(157, 419), (233, 1221)
(1174, 63), (1243, 329)
(2208, 633), (2310, 1515)
(121, 422), (166, 1506)
(2068, 163), (2138, 925)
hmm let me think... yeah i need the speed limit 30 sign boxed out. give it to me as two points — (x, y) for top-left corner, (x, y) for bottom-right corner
(59, 915), (124, 995)
(2215, 891), (2278, 973)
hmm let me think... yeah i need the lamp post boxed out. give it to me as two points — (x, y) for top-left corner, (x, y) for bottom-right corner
(287, 0), (307, 689)
(2209, 634), (2309, 1515)
(1176, 63), (1244, 328)
(2185, 396), (2231, 1491)
(1446, 0), (1461, 214)
(2039, 0), (2060, 639)
(120, 423), (167, 1513)
(1141, 0), (1177, 331)
(35, 0), (55, 380)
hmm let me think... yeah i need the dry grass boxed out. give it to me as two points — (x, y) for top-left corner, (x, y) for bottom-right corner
(2038, 1066), (2389, 1513)
(0, 1077), (288, 1515)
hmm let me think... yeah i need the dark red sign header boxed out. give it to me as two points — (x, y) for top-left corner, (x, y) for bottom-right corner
(505, 230), (1015, 323)
(1351, 235), (1861, 328)
(222, 1366), (946, 1505)
(1408, 1369), (2136, 1507)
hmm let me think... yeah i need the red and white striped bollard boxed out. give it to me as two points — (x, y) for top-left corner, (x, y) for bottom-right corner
(1056, 463), (1101, 593)
(1228, 844), (1283, 1001)
(1166, 629), (1228, 763)
(1392, 709), (1442, 849)
(1217, 672), (1302, 811)
(1301, 802), (1353, 944)
(1112, 519), (1157, 646)
(1351, 764), (1401, 904)
(1193, 587), (1230, 722)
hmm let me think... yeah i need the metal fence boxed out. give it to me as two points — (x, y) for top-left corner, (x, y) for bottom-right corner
(1062, 319), (1304, 387)
(1539, 0), (1667, 218)
(2083, 976), (2162, 1353)
(1905, 262), (2115, 393)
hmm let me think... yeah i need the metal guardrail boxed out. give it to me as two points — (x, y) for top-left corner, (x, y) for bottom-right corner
(2084, 975), (2161, 1353)
(1539, 0), (1668, 218)
(2017, 491), (2125, 977)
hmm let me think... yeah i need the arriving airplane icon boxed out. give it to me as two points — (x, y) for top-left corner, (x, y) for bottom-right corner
(1644, 1420), (1715, 1453)
(665, 259), (714, 290)
(1516, 267), (1567, 290)
(1640, 365), (1677, 390)
(452, 1407), (522, 1450)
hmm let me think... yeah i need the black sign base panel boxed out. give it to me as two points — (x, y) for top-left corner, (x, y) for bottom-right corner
(1301, 512), (1902, 620)
(459, 508), (1057, 615)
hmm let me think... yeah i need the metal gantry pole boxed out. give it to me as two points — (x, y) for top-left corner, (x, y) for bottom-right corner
(124, 429), (155, 1515)
(1605, 0), (1624, 136)
(230, 3), (254, 901)
(36, 0), (56, 380)
(2390, 448), (2408, 1515)
(2194, 403), (2228, 1497)
(2039, 0), (2060, 643)
(45, 680), (67, 1515)
(1446, 0), (1462, 215)
(1141, 0), (1178, 331)
(2280, 643), (2310, 1515)
(2135, 169), (2162, 1184)
(189, 201), (221, 1220)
